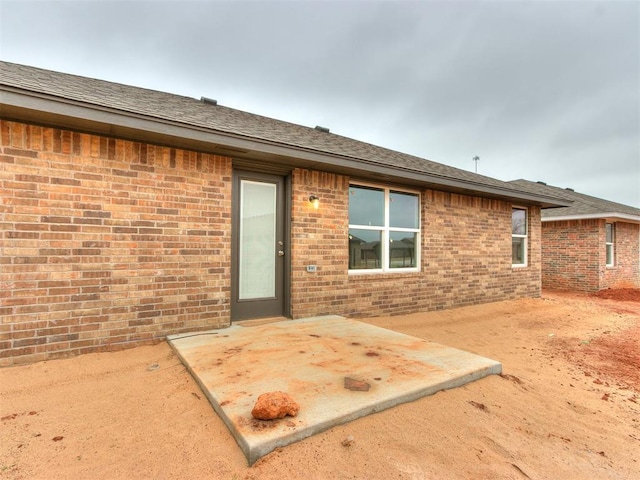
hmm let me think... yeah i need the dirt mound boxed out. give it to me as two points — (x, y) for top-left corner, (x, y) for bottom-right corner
(591, 288), (640, 302)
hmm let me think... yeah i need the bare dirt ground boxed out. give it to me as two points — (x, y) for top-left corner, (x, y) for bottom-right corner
(1, 290), (638, 479)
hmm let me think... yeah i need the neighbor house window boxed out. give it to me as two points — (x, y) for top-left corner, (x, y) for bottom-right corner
(512, 207), (527, 267)
(348, 184), (420, 272)
(605, 223), (614, 266)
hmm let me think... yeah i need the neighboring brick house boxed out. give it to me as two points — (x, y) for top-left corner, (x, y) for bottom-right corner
(0, 62), (568, 365)
(509, 180), (640, 292)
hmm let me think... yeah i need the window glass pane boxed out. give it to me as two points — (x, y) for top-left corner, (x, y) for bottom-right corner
(348, 229), (382, 269)
(349, 186), (384, 226)
(606, 245), (613, 266)
(390, 191), (419, 228)
(512, 237), (525, 265)
(512, 209), (526, 235)
(606, 223), (613, 243)
(389, 231), (417, 268)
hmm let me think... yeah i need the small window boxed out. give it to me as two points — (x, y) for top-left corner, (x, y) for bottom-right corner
(349, 185), (420, 272)
(512, 208), (527, 267)
(605, 223), (614, 266)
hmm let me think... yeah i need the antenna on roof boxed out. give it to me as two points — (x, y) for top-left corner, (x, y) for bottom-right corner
(472, 156), (479, 173)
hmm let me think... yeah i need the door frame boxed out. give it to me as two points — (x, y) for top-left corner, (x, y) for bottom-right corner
(231, 169), (291, 321)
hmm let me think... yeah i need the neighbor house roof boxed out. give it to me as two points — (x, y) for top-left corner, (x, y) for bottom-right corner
(508, 179), (640, 223)
(0, 61), (568, 207)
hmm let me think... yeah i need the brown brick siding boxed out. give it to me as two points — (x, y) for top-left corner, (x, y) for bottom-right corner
(290, 170), (541, 318)
(541, 219), (601, 291)
(290, 169), (351, 317)
(2, 120), (545, 365)
(1, 120), (232, 365)
(602, 221), (640, 289)
(541, 219), (639, 292)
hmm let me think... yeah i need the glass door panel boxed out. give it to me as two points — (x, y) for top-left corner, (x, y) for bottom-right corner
(239, 180), (276, 300)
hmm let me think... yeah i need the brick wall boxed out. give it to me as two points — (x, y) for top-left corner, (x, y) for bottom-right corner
(2, 121), (546, 365)
(290, 169), (541, 318)
(541, 219), (601, 291)
(290, 169), (351, 317)
(541, 219), (640, 292)
(1, 120), (233, 365)
(602, 221), (640, 290)
(419, 191), (541, 311)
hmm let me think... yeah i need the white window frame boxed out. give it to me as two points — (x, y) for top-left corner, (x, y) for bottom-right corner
(348, 183), (420, 274)
(512, 207), (528, 267)
(605, 222), (614, 267)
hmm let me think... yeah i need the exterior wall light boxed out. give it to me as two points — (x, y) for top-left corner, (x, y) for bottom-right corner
(308, 195), (320, 209)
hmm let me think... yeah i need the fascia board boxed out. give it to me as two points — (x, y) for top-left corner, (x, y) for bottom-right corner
(542, 212), (640, 224)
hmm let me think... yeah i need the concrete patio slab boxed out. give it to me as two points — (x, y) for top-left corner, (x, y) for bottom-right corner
(167, 315), (501, 465)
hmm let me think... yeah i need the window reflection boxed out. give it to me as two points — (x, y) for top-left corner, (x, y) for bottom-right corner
(512, 209), (526, 235)
(348, 229), (381, 269)
(512, 237), (525, 265)
(349, 186), (384, 226)
(390, 191), (419, 229)
(389, 231), (416, 268)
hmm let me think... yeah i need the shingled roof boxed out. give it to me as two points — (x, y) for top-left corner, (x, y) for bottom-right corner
(509, 179), (640, 223)
(0, 61), (568, 207)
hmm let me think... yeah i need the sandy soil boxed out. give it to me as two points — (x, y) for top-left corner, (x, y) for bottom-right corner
(1, 290), (638, 480)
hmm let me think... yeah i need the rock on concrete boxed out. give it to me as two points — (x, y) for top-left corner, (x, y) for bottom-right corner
(251, 392), (300, 420)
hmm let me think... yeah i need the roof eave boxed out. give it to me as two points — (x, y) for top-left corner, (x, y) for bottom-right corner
(1, 87), (569, 208)
(542, 212), (640, 224)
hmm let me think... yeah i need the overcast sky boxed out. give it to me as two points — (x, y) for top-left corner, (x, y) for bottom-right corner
(1, 0), (638, 207)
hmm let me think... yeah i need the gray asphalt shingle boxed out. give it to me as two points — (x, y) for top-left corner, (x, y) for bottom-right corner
(508, 179), (640, 218)
(1, 61), (526, 193)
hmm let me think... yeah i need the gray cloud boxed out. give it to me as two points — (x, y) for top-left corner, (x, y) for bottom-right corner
(2, 0), (638, 206)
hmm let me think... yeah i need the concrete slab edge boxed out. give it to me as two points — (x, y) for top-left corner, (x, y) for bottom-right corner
(247, 361), (501, 465)
(167, 338), (252, 457)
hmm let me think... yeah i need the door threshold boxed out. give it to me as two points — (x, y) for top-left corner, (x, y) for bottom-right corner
(235, 316), (289, 327)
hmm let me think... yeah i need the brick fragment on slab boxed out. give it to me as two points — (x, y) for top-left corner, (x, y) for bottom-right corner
(251, 391), (300, 420)
(344, 377), (370, 391)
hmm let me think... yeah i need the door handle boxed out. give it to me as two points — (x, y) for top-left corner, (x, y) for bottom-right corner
(278, 250), (285, 256)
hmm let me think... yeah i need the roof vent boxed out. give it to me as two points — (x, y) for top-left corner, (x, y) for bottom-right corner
(315, 125), (330, 133)
(200, 96), (217, 106)
(536, 181), (547, 185)
(565, 187), (574, 192)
